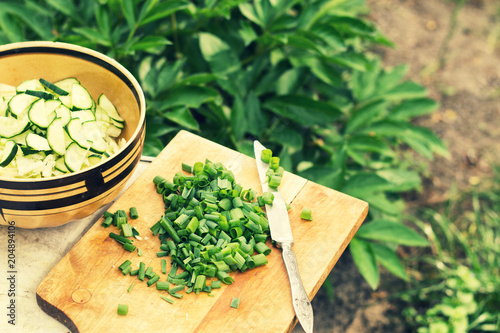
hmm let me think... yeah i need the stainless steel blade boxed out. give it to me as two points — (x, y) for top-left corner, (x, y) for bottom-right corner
(253, 140), (293, 244)
(254, 140), (314, 333)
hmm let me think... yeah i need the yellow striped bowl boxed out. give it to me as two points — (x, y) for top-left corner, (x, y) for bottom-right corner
(0, 41), (146, 228)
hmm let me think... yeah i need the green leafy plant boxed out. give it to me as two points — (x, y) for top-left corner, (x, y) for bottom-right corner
(0, 0), (447, 289)
(401, 168), (500, 332)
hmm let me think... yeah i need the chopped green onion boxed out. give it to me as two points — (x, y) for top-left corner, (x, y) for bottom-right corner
(129, 207), (139, 219)
(254, 242), (271, 256)
(109, 232), (132, 245)
(262, 192), (274, 205)
(101, 216), (113, 228)
(147, 275), (160, 287)
(145, 266), (155, 279)
(122, 243), (136, 252)
(161, 259), (167, 274)
(156, 281), (170, 291)
(169, 285), (185, 294)
(160, 295), (174, 304)
(230, 297), (241, 309)
(300, 208), (313, 221)
(121, 223), (133, 238)
(268, 175), (282, 189)
(127, 283), (134, 292)
(118, 260), (132, 271)
(119, 265), (131, 275)
(211, 280), (222, 289)
(269, 156), (280, 170)
(117, 304), (128, 315)
(260, 149), (272, 163)
(181, 163), (192, 173)
(138, 262), (146, 281)
(251, 253), (268, 267)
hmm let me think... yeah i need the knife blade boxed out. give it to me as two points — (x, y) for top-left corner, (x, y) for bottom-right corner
(254, 140), (314, 333)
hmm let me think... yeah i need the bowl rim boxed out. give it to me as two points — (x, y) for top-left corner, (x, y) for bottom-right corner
(0, 41), (146, 183)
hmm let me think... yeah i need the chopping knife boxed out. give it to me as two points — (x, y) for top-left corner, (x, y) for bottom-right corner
(254, 140), (314, 333)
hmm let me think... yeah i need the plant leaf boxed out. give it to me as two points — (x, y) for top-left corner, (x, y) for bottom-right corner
(0, 2), (53, 40)
(231, 95), (247, 141)
(45, 0), (82, 23)
(264, 94), (342, 126)
(327, 52), (371, 71)
(239, 3), (263, 27)
(356, 219), (430, 246)
(131, 35), (172, 53)
(350, 237), (379, 290)
(138, 0), (189, 27)
(370, 242), (409, 281)
(120, 0), (136, 29)
(388, 98), (439, 121)
(154, 85), (219, 110)
(375, 168), (422, 192)
(276, 67), (306, 95)
(342, 172), (392, 196)
(245, 91), (267, 136)
(383, 81), (428, 101)
(163, 106), (200, 131)
(199, 32), (241, 75)
(0, 12), (24, 42)
(345, 100), (388, 134)
(72, 27), (111, 46)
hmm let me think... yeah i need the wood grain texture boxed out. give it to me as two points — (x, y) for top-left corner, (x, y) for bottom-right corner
(36, 130), (368, 333)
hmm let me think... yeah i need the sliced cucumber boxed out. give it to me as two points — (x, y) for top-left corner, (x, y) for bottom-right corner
(16, 79), (44, 93)
(82, 120), (108, 153)
(0, 83), (16, 99)
(26, 133), (51, 151)
(66, 118), (90, 149)
(16, 154), (45, 176)
(0, 97), (8, 117)
(45, 99), (61, 124)
(47, 118), (67, 155)
(10, 128), (33, 145)
(25, 89), (54, 100)
(87, 154), (102, 167)
(98, 94), (124, 123)
(0, 140), (18, 167)
(64, 142), (88, 172)
(105, 124), (122, 138)
(0, 116), (30, 138)
(39, 78), (69, 96)
(8, 93), (38, 119)
(71, 84), (94, 110)
(71, 109), (95, 122)
(54, 157), (69, 173)
(0, 76), (125, 178)
(28, 99), (50, 129)
(54, 104), (71, 126)
(54, 77), (80, 92)
(95, 105), (110, 122)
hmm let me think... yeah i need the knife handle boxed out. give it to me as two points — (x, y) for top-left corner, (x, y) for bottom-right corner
(281, 242), (314, 333)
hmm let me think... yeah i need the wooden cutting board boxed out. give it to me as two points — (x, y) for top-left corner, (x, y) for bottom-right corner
(36, 130), (368, 333)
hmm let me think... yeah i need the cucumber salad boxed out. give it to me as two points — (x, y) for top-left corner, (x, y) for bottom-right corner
(0, 78), (126, 178)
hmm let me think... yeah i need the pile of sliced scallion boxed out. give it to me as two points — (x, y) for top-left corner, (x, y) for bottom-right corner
(103, 159), (274, 309)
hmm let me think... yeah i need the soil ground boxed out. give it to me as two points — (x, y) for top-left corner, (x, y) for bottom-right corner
(301, 1), (500, 332)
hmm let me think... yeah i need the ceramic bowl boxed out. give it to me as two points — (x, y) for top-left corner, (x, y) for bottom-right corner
(0, 41), (146, 228)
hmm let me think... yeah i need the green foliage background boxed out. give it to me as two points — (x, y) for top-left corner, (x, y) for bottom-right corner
(0, 0), (449, 289)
